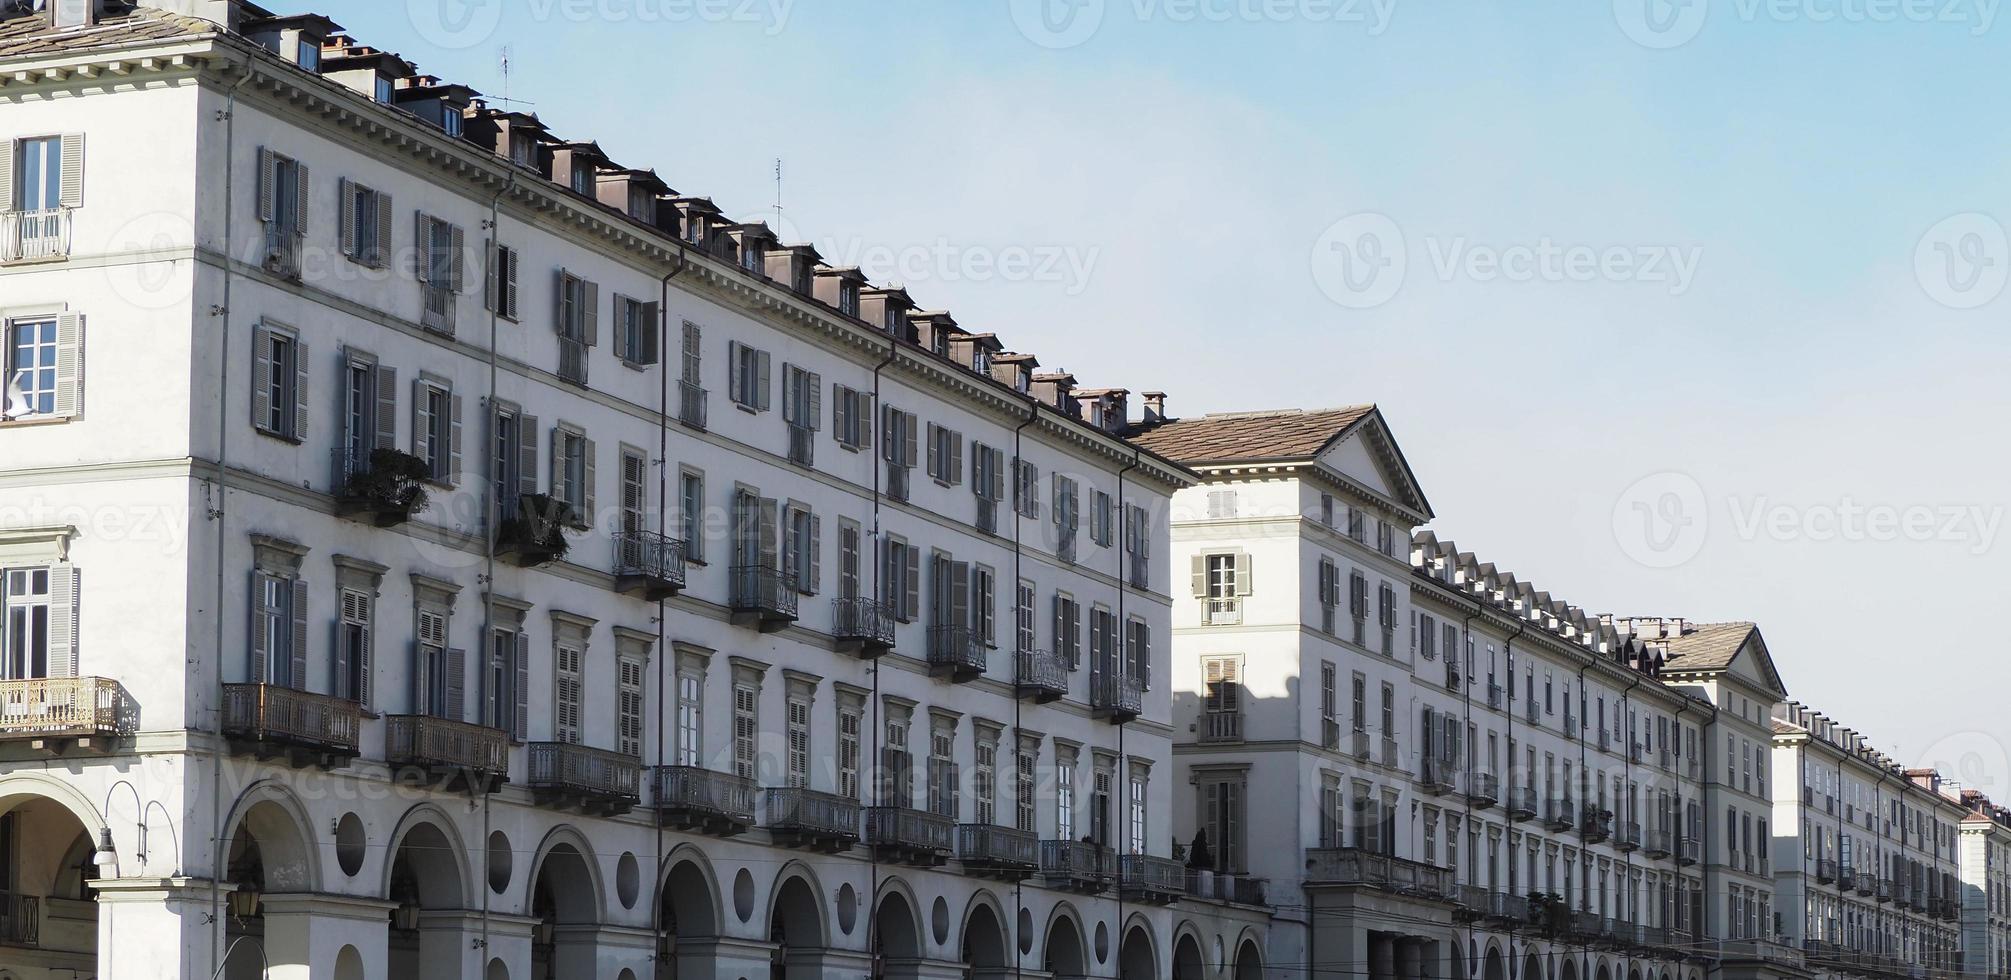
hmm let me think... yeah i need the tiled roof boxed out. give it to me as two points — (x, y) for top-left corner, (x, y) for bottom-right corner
(0, 6), (213, 58)
(1660, 621), (1755, 672)
(1124, 406), (1375, 464)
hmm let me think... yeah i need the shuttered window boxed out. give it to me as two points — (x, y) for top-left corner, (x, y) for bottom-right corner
(411, 379), (462, 484)
(617, 657), (644, 757)
(733, 682), (757, 779)
(837, 707), (861, 799)
(1202, 655), (1240, 713)
(250, 322), (307, 441)
(786, 696), (810, 788)
(554, 643), (583, 743)
(335, 587), (372, 706)
(832, 384), (872, 450)
(5, 314), (82, 420)
(728, 341), (770, 411)
(1, 566), (78, 681)
(337, 179), (391, 268)
(484, 243), (520, 319)
(925, 423), (963, 485)
(615, 294), (660, 366)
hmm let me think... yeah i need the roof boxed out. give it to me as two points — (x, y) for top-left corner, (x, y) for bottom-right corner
(1124, 406), (1375, 463)
(1659, 621), (1755, 673)
(0, 5), (212, 58)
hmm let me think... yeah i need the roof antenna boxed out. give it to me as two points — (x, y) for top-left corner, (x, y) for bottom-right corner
(773, 157), (784, 231)
(495, 46), (535, 111)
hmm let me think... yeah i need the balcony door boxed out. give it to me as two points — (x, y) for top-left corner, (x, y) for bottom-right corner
(1, 569), (48, 680)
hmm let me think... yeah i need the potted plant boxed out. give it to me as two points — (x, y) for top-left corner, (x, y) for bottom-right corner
(337, 448), (432, 526)
(498, 493), (576, 566)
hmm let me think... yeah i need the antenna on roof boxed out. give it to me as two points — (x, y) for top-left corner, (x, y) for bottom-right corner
(494, 46), (535, 111)
(773, 157), (784, 230)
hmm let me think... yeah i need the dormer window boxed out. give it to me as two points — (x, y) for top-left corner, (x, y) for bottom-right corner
(793, 266), (811, 294)
(883, 307), (900, 333)
(441, 112), (462, 137)
(374, 75), (394, 104)
(973, 349), (992, 374)
(932, 332), (950, 356)
(1015, 372), (1029, 394)
(838, 283), (859, 317)
(299, 43), (321, 72)
(571, 166), (594, 196)
(509, 133), (535, 167)
(628, 187), (652, 219)
(742, 244), (764, 273)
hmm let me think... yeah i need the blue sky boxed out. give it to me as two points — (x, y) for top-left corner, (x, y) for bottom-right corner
(335, 0), (2011, 788)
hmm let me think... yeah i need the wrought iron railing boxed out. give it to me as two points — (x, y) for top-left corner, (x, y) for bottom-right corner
(787, 422), (815, 466)
(1304, 848), (1454, 898)
(1119, 854), (1186, 901)
(0, 891), (38, 946)
(614, 530), (685, 594)
(1014, 648), (1067, 701)
(1200, 711), (1244, 744)
(528, 742), (640, 802)
(678, 381), (708, 430)
(0, 677), (136, 739)
(1091, 672), (1142, 719)
(926, 624), (985, 678)
(1465, 771), (1500, 806)
(1, 208), (71, 263)
(1040, 839), (1113, 887)
(730, 563), (798, 620)
(384, 715), (509, 778)
(558, 336), (588, 385)
(1186, 872), (1268, 905)
(1506, 786), (1538, 820)
(864, 807), (954, 857)
(834, 597), (896, 650)
(957, 824), (1038, 871)
(652, 766), (758, 826)
(763, 787), (860, 843)
(221, 683), (361, 754)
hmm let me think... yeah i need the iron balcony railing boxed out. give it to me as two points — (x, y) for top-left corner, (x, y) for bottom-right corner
(422, 284), (456, 334)
(1091, 672), (1142, 721)
(1304, 848), (1454, 899)
(1677, 835), (1701, 865)
(730, 563), (798, 623)
(1524, 700), (1540, 725)
(1854, 871), (1876, 896)
(1119, 854), (1187, 904)
(1569, 910), (1602, 940)
(1563, 713), (1576, 739)
(558, 336), (588, 385)
(764, 787), (860, 848)
(1465, 771), (1500, 808)
(1545, 798), (1575, 832)
(864, 807), (955, 864)
(926, 624), (986, 681)
(1506, 787), (1538, 821)
(651, 766), (758, 830)
(385, 714), (510, 782)
(1581, 809), (1614, 843)
(1199, 711), (1243, 744)
(1380, 737), (1401, 770)
(1486, 684), (1504, 709)
(0, 891), (39, 947)
(1615, 820), (1642, 851)
(220, 683), (361, 758)
(527, 742), (641, 810)
(1040, 840), (1113, 891)
(1186, 872), (1267, 905)
(1013, 648), (1067, 702)
(1418, 757), (1457, 795)
(1597, 730), (1612, 751)
(1629, 741), (1644, 764)
(0, 677), (136, 740)
(613, 530), (685, 599)
(2, 208), (71, 263)
(1643, 827), (1672, 858)
(1445, 664), (1462, 690)
(834, 597), (897, 653)
(957, 824), (1039, 876)
(263, 228), (303, 279)
(1717, 939), (1807, 969)
(1875, 878), (1893, 903)
(787, 422), (815, 467)
(678, 380), (708, 430)
(1816, 858), (1838, 883)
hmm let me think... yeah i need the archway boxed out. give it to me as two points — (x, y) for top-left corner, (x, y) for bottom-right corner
(1524, 950), (1545, 980)
(221, 793), (320, 980)
(386, 816), (469, 980)
(874, 889), (921, 967)
(1118, 923), (1156, 979)
(1235, 937), (1264, 980)
(1045, 912), (1089, 979)
(658, 853), (721, 980)
(1173, 932), (1206, 980)
(1561, 956), (1580, 980)
(961, 899), (1009, 979)
(334, 945), (366, 980)
(0, 790), (97, 978)
(1483, 945), (1507, 980)
(1627, 967), (1642, 980)
(770, 868), (828, 979)
(1595, 961), (1612, 980)
(529, 837), (600, 980)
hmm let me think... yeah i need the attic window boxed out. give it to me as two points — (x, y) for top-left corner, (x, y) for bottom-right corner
(932, 332), (950, 356)
(441, 112), (462, 137)
(374, 75), (394, 104)
(883, 307), (901, 333)
(298, 42), (321, 72)
(571, 166), (594, 196)
(838, 283), (859, 317)
(973, 349), (992, 374)
(792, 265), (811, 295)
(742, 243), (763, 273)
(628, 187), (652, 219)
(509, 133), (535, 167)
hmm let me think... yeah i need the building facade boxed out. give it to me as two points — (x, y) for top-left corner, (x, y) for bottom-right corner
(1957, 791), (2011, 979)
(0, 2), (1269, 978)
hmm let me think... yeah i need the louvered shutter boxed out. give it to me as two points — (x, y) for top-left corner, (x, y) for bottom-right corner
(755, 349), (771, 411)
(484, 242), (499, 311)
(639, 301), (661, 365)
(904, 543), (920, 620)
(373, 365), (398, 450)
(1204, 659), (1223, 712)
(516, 414), (539, 498)
(514, 631), (530, 741)
(289, 577), (309, 691)
(549, 428), (564, 502)
(582, 280), (600, 346)
(448, 392), (464, 483)
(411, 642), (430, 717)
(58, 134), (84, 209)
(48, 564), (77, 678)
(1052, 595), (1064, 662)
(1136, 623), (1152, 689)
(376, 191), (394, 268)
(1221, 659), (1240, 712)
(338, 178), (356, 257)
(879, 405), (895, 462)
(1235, 554), (1253, 596)
(53, 312), (83, 418)
(727, 341), (743, 403)
(412, 212), (432, 284)
(256, 147), (275, 223)
(448, 223), (465, 292)
(582, 436), (597, 527)
(832, 384), (849, 441)
(950, 561), (971, 630)
(782, 365), (799, 425)
(806, 372), (821, 430)
(0, 139), (13, 214)
(249, 571), (270, 684)
(556, 269), (573, 336)
(250, 324), (273, 431)
(331, 616), (349, 700)
(1191, 554), (1208, 597)
(293, 163), (310, 234)
(292, 338), (310, 439)
(950, 432), (964, 484)
(925, 424), (939, 477)
(808, 513), (822, 594)
(444, 647), (466, 721)
(411, 379), (432, 468)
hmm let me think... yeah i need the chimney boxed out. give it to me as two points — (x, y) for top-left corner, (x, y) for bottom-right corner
(1141, 392), (1167, 423)
(135, 0), (247, 29)
(53, 0), (101, 28)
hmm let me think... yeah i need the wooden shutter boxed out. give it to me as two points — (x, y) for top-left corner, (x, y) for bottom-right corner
(555, 269), (573, 335)
(582, 436), (597, 525)
(289, 577), (309, 691)
(256, 147), (275, 222)
(57, 134), (84, 209)
(514, 631), (530, 741)
(412, 212), (432, 284)
(1135, 622), (1151, 689)
(484, 242), (499, 310)
(338, 178), (356, 256)
(549, 427), (565, 501)
(950, 431), (964, 485)
(582, 279), (600, 346)
(373, 365), (398, 450)
(1191, 554), (1208, 597)
(376, 191), (394, 268)
(639, 301), (661, 365)
(292, 337), (310, 439)
(950, 562), (971, 630)
(755, 349), (771, 411)
(448, 223), (466, 292)
(903, 543), (920, 620)
(727, 341), (743, 403)
(411, 379), (432, 468)
(807, 513), (822, 594)
(53, 312), (83, 418)
(782, 365), (799, 425)
(0, 139), (13, 214)
(447, 391), (464, 483)
(516, 414), (539, 498)
(250, 324), (273, 431)
(444, 647), (466, 721)
(48, 564), (77, 678)
(293, 162), (310, 234)
(1235, 554), (1253, 596)
(248, 571), (270, 684)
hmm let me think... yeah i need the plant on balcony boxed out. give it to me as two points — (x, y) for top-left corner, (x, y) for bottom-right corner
(498, 493), (576, 566)
(339, 449), (432, 525)
(1186, 831), (1213, 871)
(1527, 892), (1571, 934)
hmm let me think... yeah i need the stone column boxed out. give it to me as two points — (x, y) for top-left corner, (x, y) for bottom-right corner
(92, 876), (224, 980)
(261, 892), (398, 980)
(672, 935), (779, 980)
(1369, 933), (1399, 980)
(1394, 937), (1426, 980)
(882, 958), (972, 980)
(416, 908), (530, 979)
(788, 947), (876, 980)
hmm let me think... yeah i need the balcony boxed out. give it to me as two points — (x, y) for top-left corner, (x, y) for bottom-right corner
(1186, 871), (1268, 906)
(864, 807), (954, 867)
(1417, 758), (1457, 796)
(558, 336), (589, 386)
(1119, 854), (1186, 905)
(0, 892), (39, 947)
(1816, 858), (1838, 883)
(1628, 741), (1644, 764)
(1716, 939), (1807, 970)
(496, 493), (574, 567)
(1875, 878), (1893, 903)
(1465, 771), (1500, 809)
(613, 531), (685, 601)
(729, 563), (798, 631)
(957, 824), (1038, 881)
(1303, 848), (1454, 900)
(1562, 714), (1576, 740)
(1452, 885), (1488, 921)
(1615, 820), (1642, 852)
(263, 228), (303, 279)
(1567, 910), (1603, 941)
(1091, 672), (1142, 724)
(220, 683), (361, 768)
(1351, 728), (1372, 760)
(2, 207), (71, 263)
(1544, 799), (1575, 832)
(1677, 835), (1700, 866)
(0, 676), (136, 750)
(1486, 685), (1504, 709)
(764, 787), (859, 852)
(834, 598), (896, 657)
(1379, 737), (1401, 770)
(1445, 664), (1461, 690)
(678, 380), (708, 431)
(1040, 840), (1113, 893)
(527, 742), (640, 815)
(385, 715), (509, 792)
(331, 447), (429, 527)
(1580, 809), (1613, 844)
(1198, 711), (1243, 744)
(1478, 891), (1528, 926)
(1524, 701), (1540, 725)
(1853, 871), (1875, 897)
(1642, 827), (1672, 859)
(1506, 787), (1538, 822)
(652, 766), (757, 836)
(422, 284), (457, 335)
(926, 625), (986, 682)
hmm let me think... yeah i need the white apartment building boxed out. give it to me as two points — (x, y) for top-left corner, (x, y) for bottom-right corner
(1131, 407), (1809, 980)
(1769, 703), (1967, 979)
(1956, 791), (2011, 978)
(0, 2), (1271, 978)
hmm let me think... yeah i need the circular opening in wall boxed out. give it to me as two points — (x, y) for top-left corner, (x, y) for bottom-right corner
(334, 813), (366, 877)
(733, 868), (755, 922)
(1018, 909), (1034, 954)
(616, 852), (640, 909)
(838, 884), (858, 935)
(1094, 922), (1110, 963)
(487, 831), (512, 894)
(931, 896), (950, 946)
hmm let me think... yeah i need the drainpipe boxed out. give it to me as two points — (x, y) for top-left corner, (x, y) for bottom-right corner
(1110, 447), (1140, 970)
(1617, 669), (1643, 966)
(475, 164), (520, 973)
(208, 62), (254, 980)
(1008, 398), (1038, 980)
(1672, 697), (1693, 944)
(651, 241), (686, 968)
(1501, 619), (1524, 899)
(865, 333), (897, 974)
(1454, 598), (1484, 977)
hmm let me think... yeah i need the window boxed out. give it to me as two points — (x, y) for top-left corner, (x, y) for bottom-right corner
(1013, 458), (1040, 518)
(973, 444), (1006, 533)
(1091, 490), (1113, 548)
(782, 505), (819, 594)
(5, 315), (75, 419)
(881, 406), (918, 501)
(1196, 552), (1248, 625)
(833, 384), (872, 450)
(415, 214), (462, 333)
(551, 426), (594, 523)
(556, 270), (597, 383)
(1317, 558), (1339, 635)
(619, 449), (647, 535)
(484, 243), (520, 319)
(1202, 655), (1241, 715)
(1319, 493), (1334, 526)
(1090, 766), (1112, 845)
(1015, 741), (1037, 832)
(483, 625), (526, 736)
(1056, 756), (1076, 841)
(0, 566), (71, 680)
(413, 602), (454, 719)
(256, 148), (306, 276)
(489, 404), (521, 515)
(250, 563), (304, 690)
(882, 535), (920, 622)
(1351, 673), (1366, 732)
(554, 641), (583, 743)
(1051, 475), (1079, 561)
(974, 736), (997, 825)
(10, 135), (79, 216)
(782, 364), (820, 465)
(1015, 580), (1036, 653)
(1053, 593), (1081, 669)
(676, 667), (702, 766)
(335, 586), (372, 706)
(1123, 505), (1150, 588)
(1124, 617), (1151, 689)
(615, 294), (659, 366)
(1200, 776), (1243, 873)
(412, 378), (460, 483)
(928, 727), (958, 819)
(973, 565), (996, 647)
(679, 470), (704, 561)
(838, 704), (861, 798)
(338, 179), (389, 268)
(617, 656), (644, 757)
(1348, 570), (1368, 645)
(926, 423), (963, 485)
(1347, 507), (1365, 542)
(728, 341), (770, 411)
(733, 682), (757, 779)
(340, 351), (394, 474)
(1378, 582), (1396, 655)
(786, 695), (810, 788)
(1320, 661), (1337, 744)
(251, 322), (305, 441)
